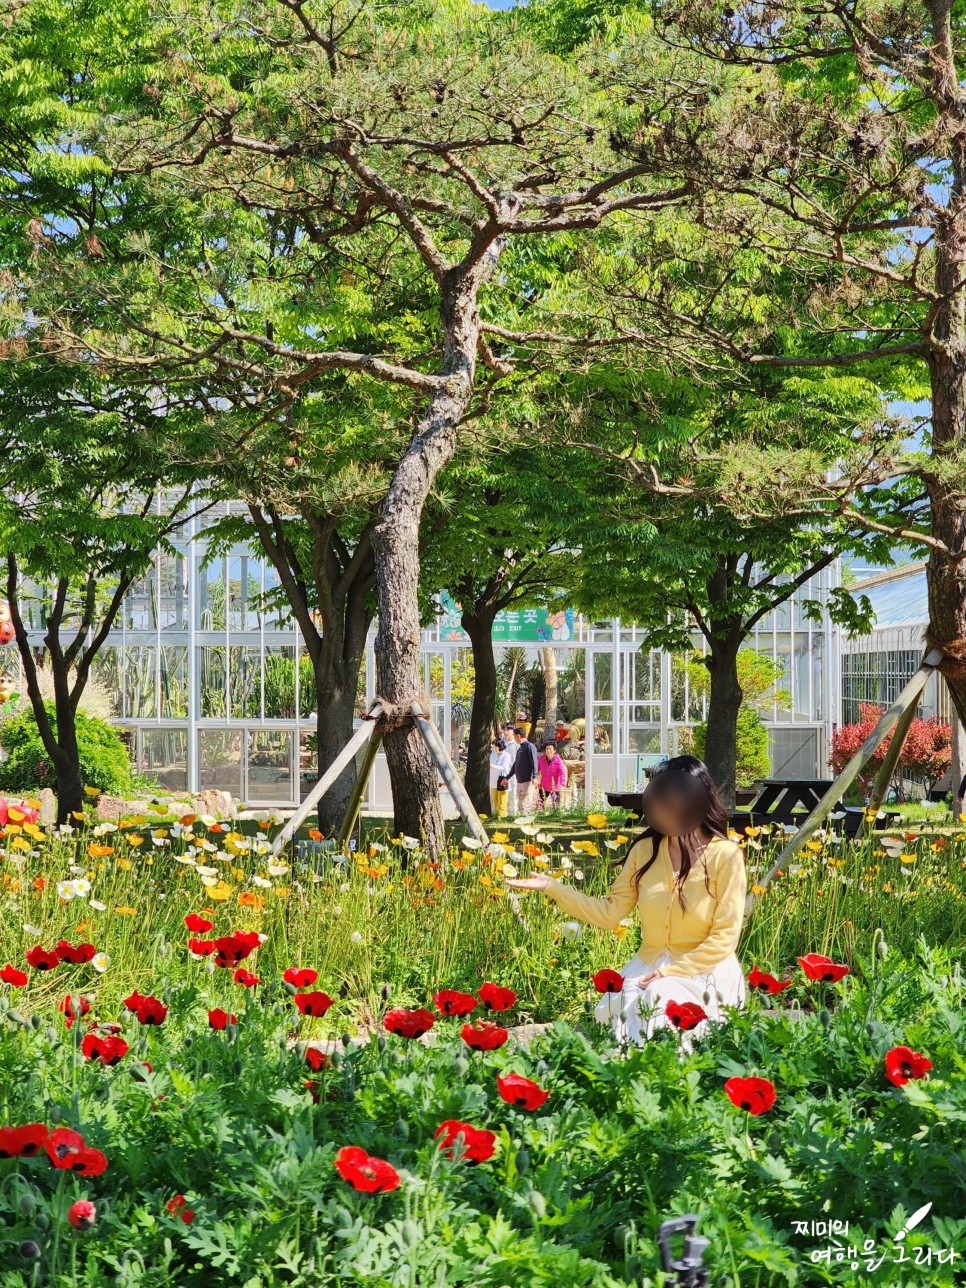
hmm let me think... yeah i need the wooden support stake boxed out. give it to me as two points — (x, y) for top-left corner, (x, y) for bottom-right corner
(743, 648), (943, 924)
(856, 692), (921, 840)
(270, 703), (383, 856)
(336, 725), (383, 851)
(412, 702), (490, 848)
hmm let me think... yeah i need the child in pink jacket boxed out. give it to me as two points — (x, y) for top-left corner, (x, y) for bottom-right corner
(537, 742), (568, 811)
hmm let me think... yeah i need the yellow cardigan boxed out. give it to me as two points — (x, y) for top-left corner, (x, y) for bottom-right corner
(545, 832), (747, 979)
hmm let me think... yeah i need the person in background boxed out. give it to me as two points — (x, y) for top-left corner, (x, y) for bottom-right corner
(490, 737), (514, 818)
(511, 725), (539, 814)
(537, 740), (568, 812)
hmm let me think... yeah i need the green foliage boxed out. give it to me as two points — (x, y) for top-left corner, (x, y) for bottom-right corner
(0, 705), (133, 797)
(693, 706), (771, 786)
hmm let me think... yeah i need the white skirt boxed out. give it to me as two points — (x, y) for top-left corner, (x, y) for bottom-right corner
(594, 948), (747, 1054)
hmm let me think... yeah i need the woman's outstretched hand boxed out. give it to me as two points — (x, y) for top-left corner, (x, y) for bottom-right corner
(504, 874), (551, 892)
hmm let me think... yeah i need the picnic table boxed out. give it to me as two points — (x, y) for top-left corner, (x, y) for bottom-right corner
(747, 778), (836, 819)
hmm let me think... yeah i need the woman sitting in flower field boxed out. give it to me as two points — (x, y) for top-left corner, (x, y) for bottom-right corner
(507, 755), (748, 1051)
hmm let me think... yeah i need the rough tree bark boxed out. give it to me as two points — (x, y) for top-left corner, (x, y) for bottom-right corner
(701, 628), (744, 811)
(541, 645), (558, 742)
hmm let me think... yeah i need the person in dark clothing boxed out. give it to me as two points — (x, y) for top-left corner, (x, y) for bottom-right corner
(512, 725), (539, 814)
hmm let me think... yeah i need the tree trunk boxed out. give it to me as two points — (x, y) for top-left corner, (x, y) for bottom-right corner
(313, 652), (364, 836)
(541, 645), (558, 741)
(461, 608), (498, 815)
(373, 387), (472, 851)
(702, 635), (743, 809)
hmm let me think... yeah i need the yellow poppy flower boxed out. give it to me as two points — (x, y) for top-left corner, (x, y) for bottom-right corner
(586, 814), (608, 830)
(114, 906), (138, 916)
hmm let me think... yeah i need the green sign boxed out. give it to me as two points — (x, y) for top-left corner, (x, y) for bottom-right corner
(439, 593), (575, 643)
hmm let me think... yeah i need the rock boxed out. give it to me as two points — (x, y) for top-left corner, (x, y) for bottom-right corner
(193, 789), (235, 819)
(37, 789), (57, 828)
(95, 794), (134, 821)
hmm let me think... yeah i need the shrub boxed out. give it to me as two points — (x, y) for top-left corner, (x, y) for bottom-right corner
(0, 704), (133, 796)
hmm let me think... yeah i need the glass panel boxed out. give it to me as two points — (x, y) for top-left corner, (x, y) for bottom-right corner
(90, 646), (123, 718)
(628, 726), (662, 753)
(197, 558), (226, 630)
(125, 563), (158, 630)
(593, 653), (612, 701)
(160, 645), (189, 718)
(228, 555), (260, 631)
(198, 730), (243, 798)
(298, 650), (316, 720)
(263, 646), (297, 719)
(230, 645), (261, 719)
(199, 645), (227, 718)
(158, 553), (188, 630)
(247, 730), (294, 803)
(124, 645), (157, 718)
(794, 636), (810, 719)
(592, 706), (613, 752)
(140, 728), (188, 791)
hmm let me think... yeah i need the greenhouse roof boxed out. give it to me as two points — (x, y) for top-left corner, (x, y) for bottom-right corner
(849, 562), (928, 629)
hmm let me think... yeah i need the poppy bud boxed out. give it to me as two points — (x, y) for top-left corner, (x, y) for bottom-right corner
(516, 1148), (530, 1175)
(283, 982), (297, 996)
(401, 1220), (420, 1247)
(583, 999), (594, 1015)
(453, 1056), (469, 1078)
(232, 1058), (243, 1077)
(68, 1199), (96, 1230)
(48, 1104), (62, 1125)
(31, 1014), (42, 1030)
(766, 1131), (782, 1153)
(394, 1117), (408, 1138)
(184, 1036), (193, 1048)
(381, 983), (391, 1001)
(18, 1240), (41, 1259)
(528, 1189), (546, 1219)
(535, 1060), (550, 1078)
(330, 1049), (343, 1069)
(19, 1194), (35, 1219)
(8, 1010), (27, 1026)
(819, 1008), (831, 1028)
(377, 1036), (388, 1053)
(877, 938), (889, 959)
(341, 1032), (352, 1049)
(201, 1059), (210, 1074)
(703, 990), (713, 1005)
(865, 1021), (876, 1037)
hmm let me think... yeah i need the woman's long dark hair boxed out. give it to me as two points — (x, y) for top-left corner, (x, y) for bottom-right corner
(615, 755), (729, 912)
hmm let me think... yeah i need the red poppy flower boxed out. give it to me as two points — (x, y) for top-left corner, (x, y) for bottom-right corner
(461, 1021), (508, 1051)
(44, 1126), (85, 1166)
(166, 1194), (196, 1224)
(334, 1145), (400, 1193)
(797, 953), (849, 983)
(477, 982), (517, 1012)
(293, 991), (333, 1017)
(187, 938), (216, 957)
(233, 968), (260, 988)
(884, 1046), (933, 1087)
(0, 963), (27, 986)
(25, 946), (59, 972)
(665, 1000), (708, 1031)
(55, 940), (97, 965)
(68, 1199), (97, 1230)
(213, 935), (252, 967)
(81, 1032), (129, 1066)
(133, 995), (168, 1025)
(304, 1046), (331, 1071)
(384, 1007), (435, 1039)
(123, 990), (146, 1012)
(747, 967), (793, 995)
(496, 1072), (550, 1110)
(434, 1119), (497, 1164)
(433, 989), (478, 1017)
(724, 1076), (777, 1115)
(66, 1146), (108, 1177)
(233, 930), (261, 954)
(208, 1008), (237, 1030)
(58, 994), (92, 1029)
(130, 1061), (153, 1082)
(592, 969), (625, 994)
(0, 1123), (48, 1158)
(184, 914), (214, 933)
(304, 1079), (322, 1102)
(283, 967), (318, 988)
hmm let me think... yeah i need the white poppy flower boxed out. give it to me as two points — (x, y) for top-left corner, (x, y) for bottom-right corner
(350, 930), (363, 944)
(90, 900), (107, 911)
(560, 921), (583, 941)
(92, 952), (110, 973)
(460, 836), (482, 849)
(502, 863), (518, 879)
(195, 864), (218, 877)
(56, 881), (75, 900)
(251, 875), (272, 888)
(267, 861), (288, 877)
(23, 924), (42, 936)
(71, 878), (91, 898)
(487, 843), (506, 857)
